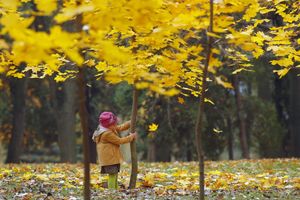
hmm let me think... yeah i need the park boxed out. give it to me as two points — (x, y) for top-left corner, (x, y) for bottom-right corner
(0, 0), (299, 199)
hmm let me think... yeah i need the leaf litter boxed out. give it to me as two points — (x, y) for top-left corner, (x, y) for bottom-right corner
(0, 159), (299, 199)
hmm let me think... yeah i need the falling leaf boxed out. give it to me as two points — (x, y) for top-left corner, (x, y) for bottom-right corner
(204, 98), (215, 105)
(213, 128), (223, 134)
(148, 123), (158, 131)
(177, 97), (185, 104)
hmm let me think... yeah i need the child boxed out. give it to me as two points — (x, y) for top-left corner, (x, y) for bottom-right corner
(92, 111), (137, 190)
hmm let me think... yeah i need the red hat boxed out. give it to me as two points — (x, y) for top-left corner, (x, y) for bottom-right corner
(99, 112), (117, 128)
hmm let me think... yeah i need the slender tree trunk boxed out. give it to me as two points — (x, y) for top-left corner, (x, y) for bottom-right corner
(233, 75), (250, 159)
(6, 78), (27, 163)
(226, 117), (234, 160)
(195, 1), (213, 199)
(57, 79), (77, 163)
(129, 88), (138, 189)
(77, 68), (90, 200)
(167, 98), (179, 161)
(289, 68), (300, 157)
(86, 84), (97, 163)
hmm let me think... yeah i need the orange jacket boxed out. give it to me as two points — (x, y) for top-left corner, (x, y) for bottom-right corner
(93, 121), (133, 166)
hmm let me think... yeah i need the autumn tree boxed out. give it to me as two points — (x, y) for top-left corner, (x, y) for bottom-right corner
(0, 0), (299, 199)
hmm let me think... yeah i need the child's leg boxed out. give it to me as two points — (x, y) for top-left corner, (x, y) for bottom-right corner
(108, 173), (118, 189)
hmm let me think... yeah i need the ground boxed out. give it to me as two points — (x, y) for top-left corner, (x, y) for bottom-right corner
(0, 159), (299, 199)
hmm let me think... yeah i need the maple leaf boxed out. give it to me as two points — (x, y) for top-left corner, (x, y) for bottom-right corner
(178, 97), (185, 104)
(148, 123), (158, 132)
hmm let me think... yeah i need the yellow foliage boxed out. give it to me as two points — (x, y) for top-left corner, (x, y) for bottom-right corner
(0, 0), (19, 10)
(0, 0), (298, 93)
(35, 0), (57, 15)
(243, 2), (259, 22)
(271, 58), (294, 67)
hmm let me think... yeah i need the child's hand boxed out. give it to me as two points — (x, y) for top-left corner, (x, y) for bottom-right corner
(130, 132), (137, 140)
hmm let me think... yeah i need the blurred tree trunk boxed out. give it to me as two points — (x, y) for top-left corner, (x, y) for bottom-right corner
(129, 88), (138, 189)
(57, 79), (77, 163)
(289, 68), (300, 157)
(224, 90), (234, 160)
(6, 78), (28, 163)
(86, 85), (97, 163)
(147, 138), (156, 162)
(78, 68), (90, 199)
(256, 59), (273, 101)
(226, 117), (234, 160)
(274, 75), (290, 156)
(233, 75), (250, 159)
(49, 78), (77, 163)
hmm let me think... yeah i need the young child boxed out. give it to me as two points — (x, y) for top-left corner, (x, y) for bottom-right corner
(92, 111), (137, 190)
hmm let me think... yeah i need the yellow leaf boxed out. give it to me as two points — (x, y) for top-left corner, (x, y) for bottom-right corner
(178, 97), (185, 104)
(243, 3), (259, 22)
(55, 5), (94, 23)
(273, 68), (290, 78)
(85, 59), (96, 67)
(215, 76), (233, 89)
(204, 98), (215, 105)
(271, 58), (294, 67)
(213, 128), (223, 134)
(148, 123), (158, 132)
(232, 68), (254, 74)
(136, 82), (150, 89)
(35, 0), (57, 15)
(142, 174), (155, 187)
(207, 32), (221, 39)
(0, 0), (19, 10)
(253, 47), (264, 58)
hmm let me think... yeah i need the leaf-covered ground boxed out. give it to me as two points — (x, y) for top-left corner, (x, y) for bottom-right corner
(0, 159), (299, 199)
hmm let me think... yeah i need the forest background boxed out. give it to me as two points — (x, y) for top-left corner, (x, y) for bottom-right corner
(1, 56), (300, 163)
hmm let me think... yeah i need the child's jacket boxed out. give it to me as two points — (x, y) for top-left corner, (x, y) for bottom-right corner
(92, 121), (132, 166)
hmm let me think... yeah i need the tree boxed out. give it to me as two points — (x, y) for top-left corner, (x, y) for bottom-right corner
(232, 75), (250, 159)
(1, 1), (299, 199)
(56, 78), (77, 163)
(6, 76), (27, 163)
(194, 1), (213, 198)
(289, 68), (300, 157)
(129, 88), (138, 188)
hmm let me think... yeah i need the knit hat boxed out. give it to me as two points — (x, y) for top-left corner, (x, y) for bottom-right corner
(99, 112), (117, 128)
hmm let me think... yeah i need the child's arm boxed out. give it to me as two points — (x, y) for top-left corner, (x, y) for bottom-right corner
(116, 120), (131, 132)
(102, 132), (134, 145)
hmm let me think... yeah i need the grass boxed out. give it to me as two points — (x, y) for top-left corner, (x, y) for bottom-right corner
(0, 158), (299, 199)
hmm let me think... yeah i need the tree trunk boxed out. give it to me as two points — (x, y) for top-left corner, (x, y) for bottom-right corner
(129, 88), (138, 189)
(226, 117), (234, 160)
(233, 75), (250, 159)
(255, 59), (273, 101)
(147, 138), (156, 162)
(77, 68), (90, 200)
(6, 78), (27, 163)
(274, 73), (290, 156)
(57, 79), (77, 163)
(86, 84), (97, 163)
(289, 68), (300, 157)
(195, 1), (213, 199)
